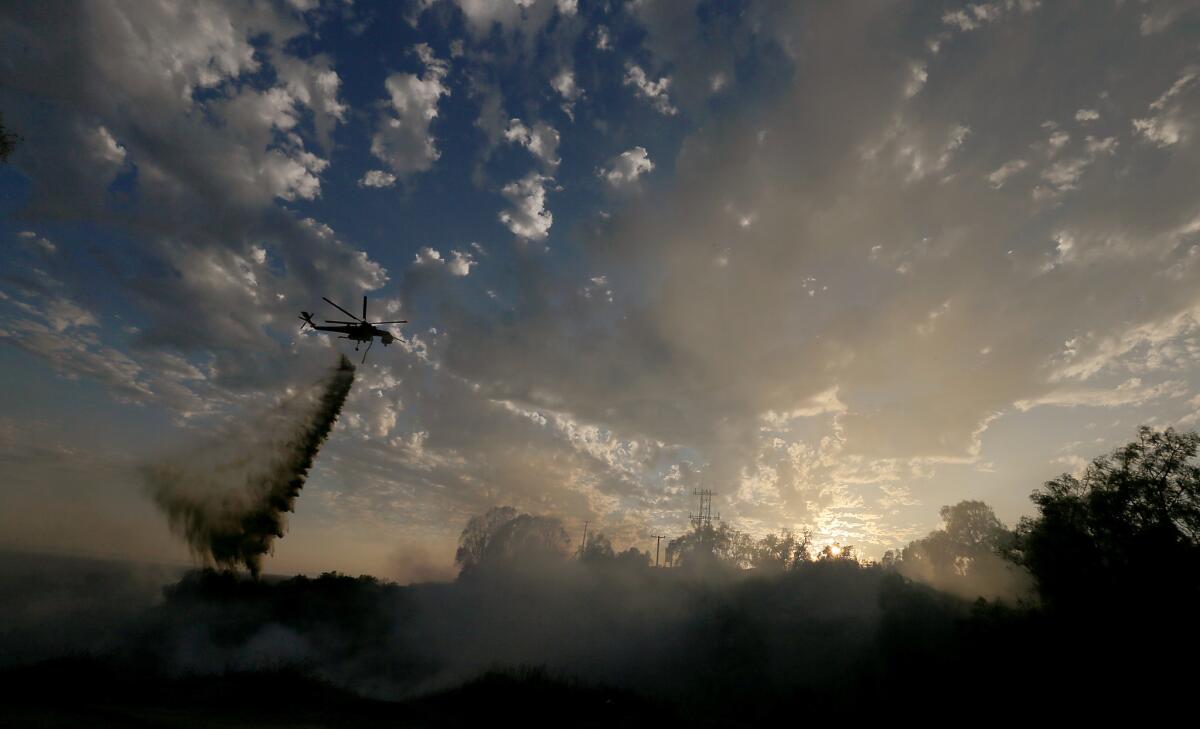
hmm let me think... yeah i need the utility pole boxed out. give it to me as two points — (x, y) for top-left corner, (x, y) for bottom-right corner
(650, 534), (665, 567)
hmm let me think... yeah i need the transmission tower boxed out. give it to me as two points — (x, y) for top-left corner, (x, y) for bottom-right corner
(689, 489), (719, 531)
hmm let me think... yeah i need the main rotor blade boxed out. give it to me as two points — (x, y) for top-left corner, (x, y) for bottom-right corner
(363, 295), (368, 321)
(324, 320), (359, 324)
(369, 320), (408, 324)
(323, 297), (361, 321)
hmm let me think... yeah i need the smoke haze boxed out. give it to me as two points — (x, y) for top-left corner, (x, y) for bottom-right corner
(143, 356), (356, 576)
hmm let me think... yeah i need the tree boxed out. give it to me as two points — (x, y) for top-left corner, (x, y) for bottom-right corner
(455, 506), (519, 573)
(1011, 426), (1200, 609)
(897, 500), (1028, 601)
(454, 506), (571, 574)
(613, 547), (651, 568)
(750, 529), (813, 571)
(580, 532), (615, 561)
(817, 543), (856, 562)
(666, 522), (744, 569)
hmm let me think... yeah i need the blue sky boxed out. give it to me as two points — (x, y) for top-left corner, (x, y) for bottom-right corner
(2, 0), (1200, 579)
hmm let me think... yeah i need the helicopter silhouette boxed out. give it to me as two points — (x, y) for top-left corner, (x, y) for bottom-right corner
(299, 295), (406, 363)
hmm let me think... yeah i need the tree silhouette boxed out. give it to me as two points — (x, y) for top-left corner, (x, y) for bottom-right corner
(455, 506), (572, 575)
(896, 500), (1029, 601)
(580, 532), (615, 561)
(455, 506), (519, 573)
(817, 543), (856, 562)
(1011, 426), (1200, 610)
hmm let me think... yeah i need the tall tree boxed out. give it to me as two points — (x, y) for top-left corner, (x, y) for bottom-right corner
(455, 506), (520, 573)
(1012, 426), (1200, 609)
(898, 500), (1028, 601)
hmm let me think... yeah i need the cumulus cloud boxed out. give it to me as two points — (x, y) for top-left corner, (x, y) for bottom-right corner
(454, 0), (559, 39)
(624, 65), (678, 116)
(370, 44), (451, 178)
(92, 126), (126, 165)
(414, 247), (445, 266)
(595, 25), (612, 51)
(550, 68), (583, 118)
(942, 1), (1039, 33)
(498, 172), (554, 241)
(987, 159), (1028, 188)
(597, 147), (655, 187)
(504, 118), (561, 170)
(411, 247), (476, 277)
(1132, 68), (1196, 148)
(447, 250), (477, 276)
(358, 170), (398, 188)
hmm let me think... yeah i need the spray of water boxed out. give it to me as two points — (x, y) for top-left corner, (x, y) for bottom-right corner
(144, 355), (356, 577)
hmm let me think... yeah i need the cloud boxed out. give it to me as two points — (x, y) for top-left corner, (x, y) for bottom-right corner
(358, 170), (398, 188)
(412, 247), (476, 277)
(550, 68), (583, 118)
(597, 147), (655, 187)
(370, 44), (451, 178)
(1015, 378), (1189, 411)
(498, 172), (554, 241)
(1132, 67), (1196, 148)
(987, 159), (1028, 188)
(454, 0), (559, 38)
(504, 118), (561, 170)
(941, 1), (1039, 33)
(624, 65), (678, 116)
(595, 25), (612, 51)
(92, 126), (126, 165)
(447, 250), (477, 277)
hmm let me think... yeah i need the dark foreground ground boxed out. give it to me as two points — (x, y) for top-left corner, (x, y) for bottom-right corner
(1, 662), (677, 728)
(0, 551), (1194, 727)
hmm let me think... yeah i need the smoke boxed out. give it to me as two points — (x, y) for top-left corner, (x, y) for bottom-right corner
(143, 355), (356, 576)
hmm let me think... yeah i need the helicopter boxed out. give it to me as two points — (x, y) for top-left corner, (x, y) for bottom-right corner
(299, 295), (407, 363)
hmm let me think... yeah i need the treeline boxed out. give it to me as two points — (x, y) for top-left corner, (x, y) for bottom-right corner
(455, 425), (1200, 610)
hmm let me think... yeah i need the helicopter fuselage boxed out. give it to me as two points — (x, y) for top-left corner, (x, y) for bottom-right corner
(308, 322), (394, 345)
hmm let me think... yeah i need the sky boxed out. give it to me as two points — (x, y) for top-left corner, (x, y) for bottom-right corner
(2, 0), (1200, 581)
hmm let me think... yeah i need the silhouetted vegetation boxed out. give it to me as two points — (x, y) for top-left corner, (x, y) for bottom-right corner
(2, 426), (1198, 725)
(1011, 425), (1200, 611)
(455, 505), (572, 575)
(890, 500), (1032, 601)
